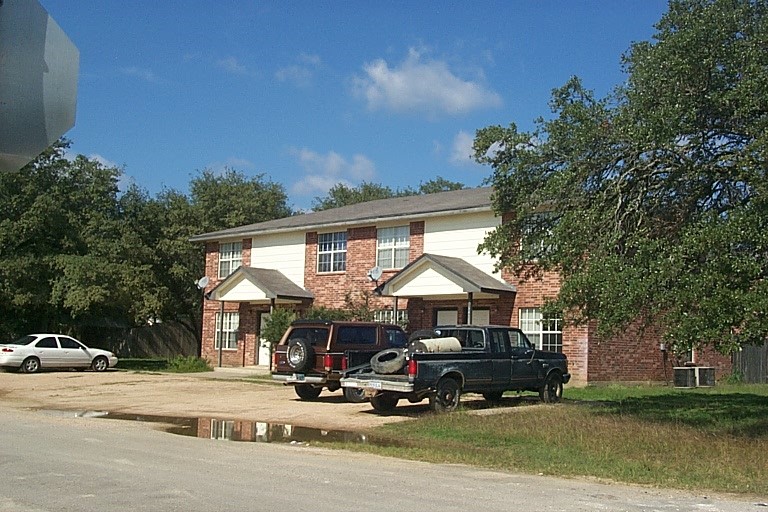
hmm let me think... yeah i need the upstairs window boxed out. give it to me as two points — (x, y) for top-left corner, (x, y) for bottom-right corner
(218, 241), (242, 278)
(377, 226), (409, 269)
(317, 231), (347, 273)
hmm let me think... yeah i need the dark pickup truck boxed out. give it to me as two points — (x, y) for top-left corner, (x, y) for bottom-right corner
(340, 325), (571, 413)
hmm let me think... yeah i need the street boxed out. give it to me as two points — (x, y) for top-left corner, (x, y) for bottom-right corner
(0, 406), (760, 512)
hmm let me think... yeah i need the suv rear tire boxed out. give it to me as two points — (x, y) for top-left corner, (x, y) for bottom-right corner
(286, 338), (314, 373)
(294, 384), (322, 400)
(343, 386), (367, 403)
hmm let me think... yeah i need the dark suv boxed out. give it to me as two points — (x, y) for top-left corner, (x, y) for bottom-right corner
(271, 320), (408, 402)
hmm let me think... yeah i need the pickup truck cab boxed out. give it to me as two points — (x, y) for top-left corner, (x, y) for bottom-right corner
(341, 325), (571, 412)
(271, 320), (408, 402)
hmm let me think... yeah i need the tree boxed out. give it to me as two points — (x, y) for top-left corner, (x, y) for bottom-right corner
(474, 0), (768, 353)
(311, 177), (465, 211)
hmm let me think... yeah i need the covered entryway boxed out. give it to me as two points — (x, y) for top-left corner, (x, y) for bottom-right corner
(205, 267), (313, 367)
(377, 254), (515, 328)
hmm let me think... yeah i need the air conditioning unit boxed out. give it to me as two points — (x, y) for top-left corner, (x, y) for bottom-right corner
(673, 367), (696, 388)
(695, 367), (716, 387)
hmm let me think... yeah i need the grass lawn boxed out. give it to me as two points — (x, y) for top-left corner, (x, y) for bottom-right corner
(337, 384), (768, 496)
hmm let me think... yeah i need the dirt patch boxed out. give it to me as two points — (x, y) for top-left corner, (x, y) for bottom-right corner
(0, 370), (422, 431)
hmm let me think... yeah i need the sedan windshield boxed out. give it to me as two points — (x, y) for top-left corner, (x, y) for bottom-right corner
(10, 335), (37, 346)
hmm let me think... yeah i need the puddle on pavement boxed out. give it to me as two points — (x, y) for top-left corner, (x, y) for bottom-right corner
(73, 411), (371, 445)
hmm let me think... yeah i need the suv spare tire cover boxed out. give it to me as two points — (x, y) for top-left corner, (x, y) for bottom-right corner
(370, 348), (406, 374)
(286, 338), (314, 373)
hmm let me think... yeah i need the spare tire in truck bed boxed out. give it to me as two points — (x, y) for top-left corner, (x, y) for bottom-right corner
(370, 348), (407, 374)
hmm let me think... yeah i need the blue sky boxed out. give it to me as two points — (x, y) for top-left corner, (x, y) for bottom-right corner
(43, 1), (669, 210)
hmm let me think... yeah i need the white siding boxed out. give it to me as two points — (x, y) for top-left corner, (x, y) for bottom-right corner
(221, 279), (268, 301)
(250, 232), (306, 286)
(395, 267), (467, 296)
(423, 211), (500, 275)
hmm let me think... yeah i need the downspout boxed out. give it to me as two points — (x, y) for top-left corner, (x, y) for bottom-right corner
(467, 292), (474, 324)
(393, 297), (398, 324)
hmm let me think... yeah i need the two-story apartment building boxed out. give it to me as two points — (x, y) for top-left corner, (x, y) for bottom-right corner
(190, 187), (731, 384)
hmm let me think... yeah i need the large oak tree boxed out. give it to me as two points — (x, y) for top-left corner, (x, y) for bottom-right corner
(474, 0), (767, 353)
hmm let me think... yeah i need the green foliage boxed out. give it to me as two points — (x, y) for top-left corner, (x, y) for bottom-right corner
(311, 177), (465, 211)
(166, 355), (212, 373)
(475, 0), (768, 353)
(261, 307), (296, 354)
(0, 148), (293, 342)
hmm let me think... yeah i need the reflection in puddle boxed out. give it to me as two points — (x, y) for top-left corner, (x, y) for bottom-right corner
(77, 411), (370, 444)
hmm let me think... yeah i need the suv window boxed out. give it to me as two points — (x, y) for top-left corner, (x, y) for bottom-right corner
(287, 327), (329, 346)
(384, 327), (408, 348)
(336, 326), (376, 345)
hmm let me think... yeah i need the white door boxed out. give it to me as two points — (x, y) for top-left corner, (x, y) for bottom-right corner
(258, 313), (271, 367)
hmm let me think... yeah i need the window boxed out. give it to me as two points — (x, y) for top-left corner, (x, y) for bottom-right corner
(210, 419), (234, 440)
(35, 337), (58, 348)
(374, 309), (409, 326)
(218, 242), (242, 278)
(59, 337), (81, 349)
(336, 326), (377, 345)
(519, 308), (562, 352)
(521, 213), (557, 259)
(377, 226), (409, 269)
(317, 232), (347, 273)
(215, 312), (239, 349)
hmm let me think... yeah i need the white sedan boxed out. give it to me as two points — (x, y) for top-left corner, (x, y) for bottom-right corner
(0, 334), (118, 373)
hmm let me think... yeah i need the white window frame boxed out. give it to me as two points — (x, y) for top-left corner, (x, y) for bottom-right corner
(519, 307), (562, 352)
(376, 226), (409, 270)
(218, 241), (242, 278)
(215, 312), (239, 350)
(317, 231), (347, 273)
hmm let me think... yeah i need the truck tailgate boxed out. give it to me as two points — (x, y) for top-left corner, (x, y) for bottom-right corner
(341, 373), (413, 393)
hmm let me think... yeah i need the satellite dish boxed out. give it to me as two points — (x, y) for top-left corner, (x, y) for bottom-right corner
(367, 266), (383, 282)
(196, 276), (210, 290)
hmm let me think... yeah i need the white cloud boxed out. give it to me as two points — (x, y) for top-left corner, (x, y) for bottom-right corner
(289, 148), (376, 196)
(449, 131), (476, 166)
(217, 56), (258, 77)
(120, 66), (164, 84)
(275, 53), (321, 88)
(353, 48), (502, 116)
(90, 153), (117, 168)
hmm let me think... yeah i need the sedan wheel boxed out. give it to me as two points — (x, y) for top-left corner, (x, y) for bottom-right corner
(91, 356), (109, 372)
(22, 357), (40, 374)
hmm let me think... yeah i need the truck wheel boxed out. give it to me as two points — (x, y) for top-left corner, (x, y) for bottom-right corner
(286, 338), (314, 373)
(343, 386), (367, 403)
(370, 348), (406, 374)
(370, 392), (399, 412)
(430, 377), (461, 413)
(294, 384), (322, 400)
(539, 372), (563, 403)
(482, 391), (503, 403)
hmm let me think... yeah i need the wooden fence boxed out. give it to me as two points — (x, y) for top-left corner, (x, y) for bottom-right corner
(732, 343), (768, 384)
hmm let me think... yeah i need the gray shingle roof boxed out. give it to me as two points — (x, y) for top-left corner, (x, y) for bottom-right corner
(190, 186), (493, 242)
